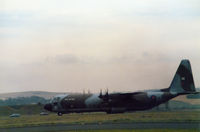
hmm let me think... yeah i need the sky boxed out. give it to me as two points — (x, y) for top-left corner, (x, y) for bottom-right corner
(0, 0), (200, 93)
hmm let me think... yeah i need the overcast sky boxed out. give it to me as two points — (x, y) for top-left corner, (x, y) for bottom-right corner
(0, 0), (199, 93)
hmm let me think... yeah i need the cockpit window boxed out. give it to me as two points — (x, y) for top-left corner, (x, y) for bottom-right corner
(51, 97), (60, 103)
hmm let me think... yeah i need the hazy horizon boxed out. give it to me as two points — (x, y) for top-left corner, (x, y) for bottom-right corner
(0, 0), (200, 93)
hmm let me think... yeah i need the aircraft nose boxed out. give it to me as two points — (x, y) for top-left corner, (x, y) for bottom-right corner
(44, 103), (53, 111)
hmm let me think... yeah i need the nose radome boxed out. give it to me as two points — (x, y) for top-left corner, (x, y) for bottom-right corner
(44, 103), (53, 111)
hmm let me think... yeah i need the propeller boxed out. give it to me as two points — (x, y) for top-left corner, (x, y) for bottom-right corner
(105, 88), (109, 101)
(99, 88), (109, 102)
(99, 89), (103, 98)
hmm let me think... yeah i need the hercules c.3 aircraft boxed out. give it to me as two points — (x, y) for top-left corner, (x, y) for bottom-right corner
(44, 59), (198, 116)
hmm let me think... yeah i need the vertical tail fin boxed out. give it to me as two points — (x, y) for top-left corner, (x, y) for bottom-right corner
(169, 59), (196, 94)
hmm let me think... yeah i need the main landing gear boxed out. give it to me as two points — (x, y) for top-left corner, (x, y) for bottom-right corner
(57, 112), (63, 116)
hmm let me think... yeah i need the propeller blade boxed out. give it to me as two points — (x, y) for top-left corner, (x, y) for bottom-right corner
(99, 89), (102, 98)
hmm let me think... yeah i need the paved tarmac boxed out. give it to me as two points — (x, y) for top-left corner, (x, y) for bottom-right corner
(1, 122), (199, 132)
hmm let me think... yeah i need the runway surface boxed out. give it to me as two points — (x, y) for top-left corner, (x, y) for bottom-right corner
(1, 122), (199, 132)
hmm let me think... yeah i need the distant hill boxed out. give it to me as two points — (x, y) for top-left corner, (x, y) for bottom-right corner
(0, 96), (50, 106)
(0, 91), (63, 100)
(187, 93), (200, 99)
(153, 100), (200, 110)
(186, 88), (200, 99)
(173, 95), (200, 105)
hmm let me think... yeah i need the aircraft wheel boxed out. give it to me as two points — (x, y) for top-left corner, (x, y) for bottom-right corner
(106, 110), (112, 114)
(57, 112), (63, 116)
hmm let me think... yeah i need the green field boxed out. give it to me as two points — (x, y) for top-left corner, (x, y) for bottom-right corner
(0, 110), (199, 128)
(54, 129), (199, 132)
(0, 104), (44, 116)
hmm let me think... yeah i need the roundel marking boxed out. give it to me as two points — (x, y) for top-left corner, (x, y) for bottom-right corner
(151, 95), (156, 100)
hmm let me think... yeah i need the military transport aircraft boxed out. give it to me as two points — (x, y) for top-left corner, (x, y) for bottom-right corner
(44, 59), (198, 116)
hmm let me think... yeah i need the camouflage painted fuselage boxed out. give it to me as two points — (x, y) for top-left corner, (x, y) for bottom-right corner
(44, 59), (198, 115)
(44, 89), (176, 114)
